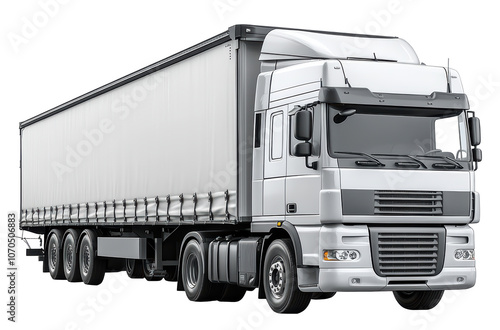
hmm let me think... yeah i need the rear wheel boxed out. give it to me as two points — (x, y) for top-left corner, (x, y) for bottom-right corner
(143, 259), (163, 281)
(63, 229), (82, 282)
(126, 259), (144, 279)
(47, 230), (65, 280)
(181, 239), (218, 301)
(393, 291), (444, 310)
(79, 230), (105, 285)
(263, 239), (312, 313)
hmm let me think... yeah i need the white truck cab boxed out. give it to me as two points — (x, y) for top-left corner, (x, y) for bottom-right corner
(251, 28), (480, 309)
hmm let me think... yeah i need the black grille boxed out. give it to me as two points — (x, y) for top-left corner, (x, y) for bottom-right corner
(370, 227), (445, 277)
(374, 190), (443, 215)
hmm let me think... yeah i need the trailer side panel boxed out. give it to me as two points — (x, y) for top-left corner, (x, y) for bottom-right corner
(21, 41), (238, 226)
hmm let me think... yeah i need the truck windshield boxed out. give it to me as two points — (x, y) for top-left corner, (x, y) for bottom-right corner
(327, 107), (470, 162)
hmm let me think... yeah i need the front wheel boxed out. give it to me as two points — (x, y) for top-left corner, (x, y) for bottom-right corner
(393, 291), (444, 310)
(263, 239), (312, 313)
(311, 292), (336, 300)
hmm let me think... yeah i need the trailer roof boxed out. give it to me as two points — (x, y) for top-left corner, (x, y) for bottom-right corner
(20, 24), (398, 129)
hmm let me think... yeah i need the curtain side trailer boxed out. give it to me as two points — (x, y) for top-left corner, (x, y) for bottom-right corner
(20, 25), (482, 313)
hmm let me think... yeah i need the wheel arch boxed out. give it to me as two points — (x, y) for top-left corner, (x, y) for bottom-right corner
(176, 231), (219, 291)
(257, 223), (303, 299)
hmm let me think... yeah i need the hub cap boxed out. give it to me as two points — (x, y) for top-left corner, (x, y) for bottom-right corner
(185, 253), (199, 289)
(65, 244), (74, 272)
(82, 245), (91, 276)
(49, 242), (57, 270)
(268, 257), (285, 298)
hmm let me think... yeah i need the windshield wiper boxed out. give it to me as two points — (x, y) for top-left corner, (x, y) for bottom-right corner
(372, 154), (427, 169)
(332, 151), (385, 167)
(413, 155), (463, 169)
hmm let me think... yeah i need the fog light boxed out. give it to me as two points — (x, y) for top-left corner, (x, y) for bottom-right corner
(323, 250), (360, 261)
(454, 249), (475, 260)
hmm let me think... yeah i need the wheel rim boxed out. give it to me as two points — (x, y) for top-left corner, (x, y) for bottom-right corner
(185, 253), (199, 289)
(82, 245), (91, 276)
(268, 257), (285, 299)
(49, 242), (57, 270)
(65, 243), (73, 273)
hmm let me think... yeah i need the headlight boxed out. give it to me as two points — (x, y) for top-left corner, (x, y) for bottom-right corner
(454, 249), (475, 260)
(323, 250), (360, 261)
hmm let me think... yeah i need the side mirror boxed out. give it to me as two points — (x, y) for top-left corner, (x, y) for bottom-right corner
(468, 116), (481, 146)
(294, 111), (312, 141)
(294, 142), (312, 157)
(472, 148), (482, 162)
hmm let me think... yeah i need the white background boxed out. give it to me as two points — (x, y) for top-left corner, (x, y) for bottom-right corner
(1, 1), (499, 329)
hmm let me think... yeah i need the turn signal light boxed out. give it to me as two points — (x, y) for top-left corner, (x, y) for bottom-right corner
(323, 250), (360, 261)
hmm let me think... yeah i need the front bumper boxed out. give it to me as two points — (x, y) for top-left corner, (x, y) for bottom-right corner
(317, 266), (475, 292)
(301, 224), (476, 292)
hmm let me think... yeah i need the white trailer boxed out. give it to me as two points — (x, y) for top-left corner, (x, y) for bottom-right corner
(20, 25), (482, 313)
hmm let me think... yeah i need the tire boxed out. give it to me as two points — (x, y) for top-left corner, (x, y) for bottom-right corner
(126, 259), (145, 279)
(181, 239), (218, 301)
(47, 230), (65, 280)
(79, 230), (106, 285)
(393, 290), (444, 310)
(143, 259), (162, 281)
(218, 284), (247, 302)
(62, 229), (82, 282)
(263, 239), (312, 313)
(311, 292), (336, 300)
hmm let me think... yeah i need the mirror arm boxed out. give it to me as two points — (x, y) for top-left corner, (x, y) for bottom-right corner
(304, 157), (318, 170)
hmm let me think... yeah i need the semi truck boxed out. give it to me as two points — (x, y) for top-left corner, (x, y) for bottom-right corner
(20, 24), (482, 313)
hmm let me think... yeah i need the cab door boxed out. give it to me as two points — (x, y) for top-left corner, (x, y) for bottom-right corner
(286, 104), (321, 219)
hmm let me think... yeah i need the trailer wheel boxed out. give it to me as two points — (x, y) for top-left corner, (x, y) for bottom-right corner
(143, 259), (162, 281)
(263, 239), (312, 313)
(311, 292), (336, 300)
(79, 230), (105, 285)
(47, 230), (65, 280)
(125, 259), (144, 279)
(218, 284), (247, 302)
(181, 239), (216, 301)
(63, 229), (82, 282)
(393, 291), (444, 310)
